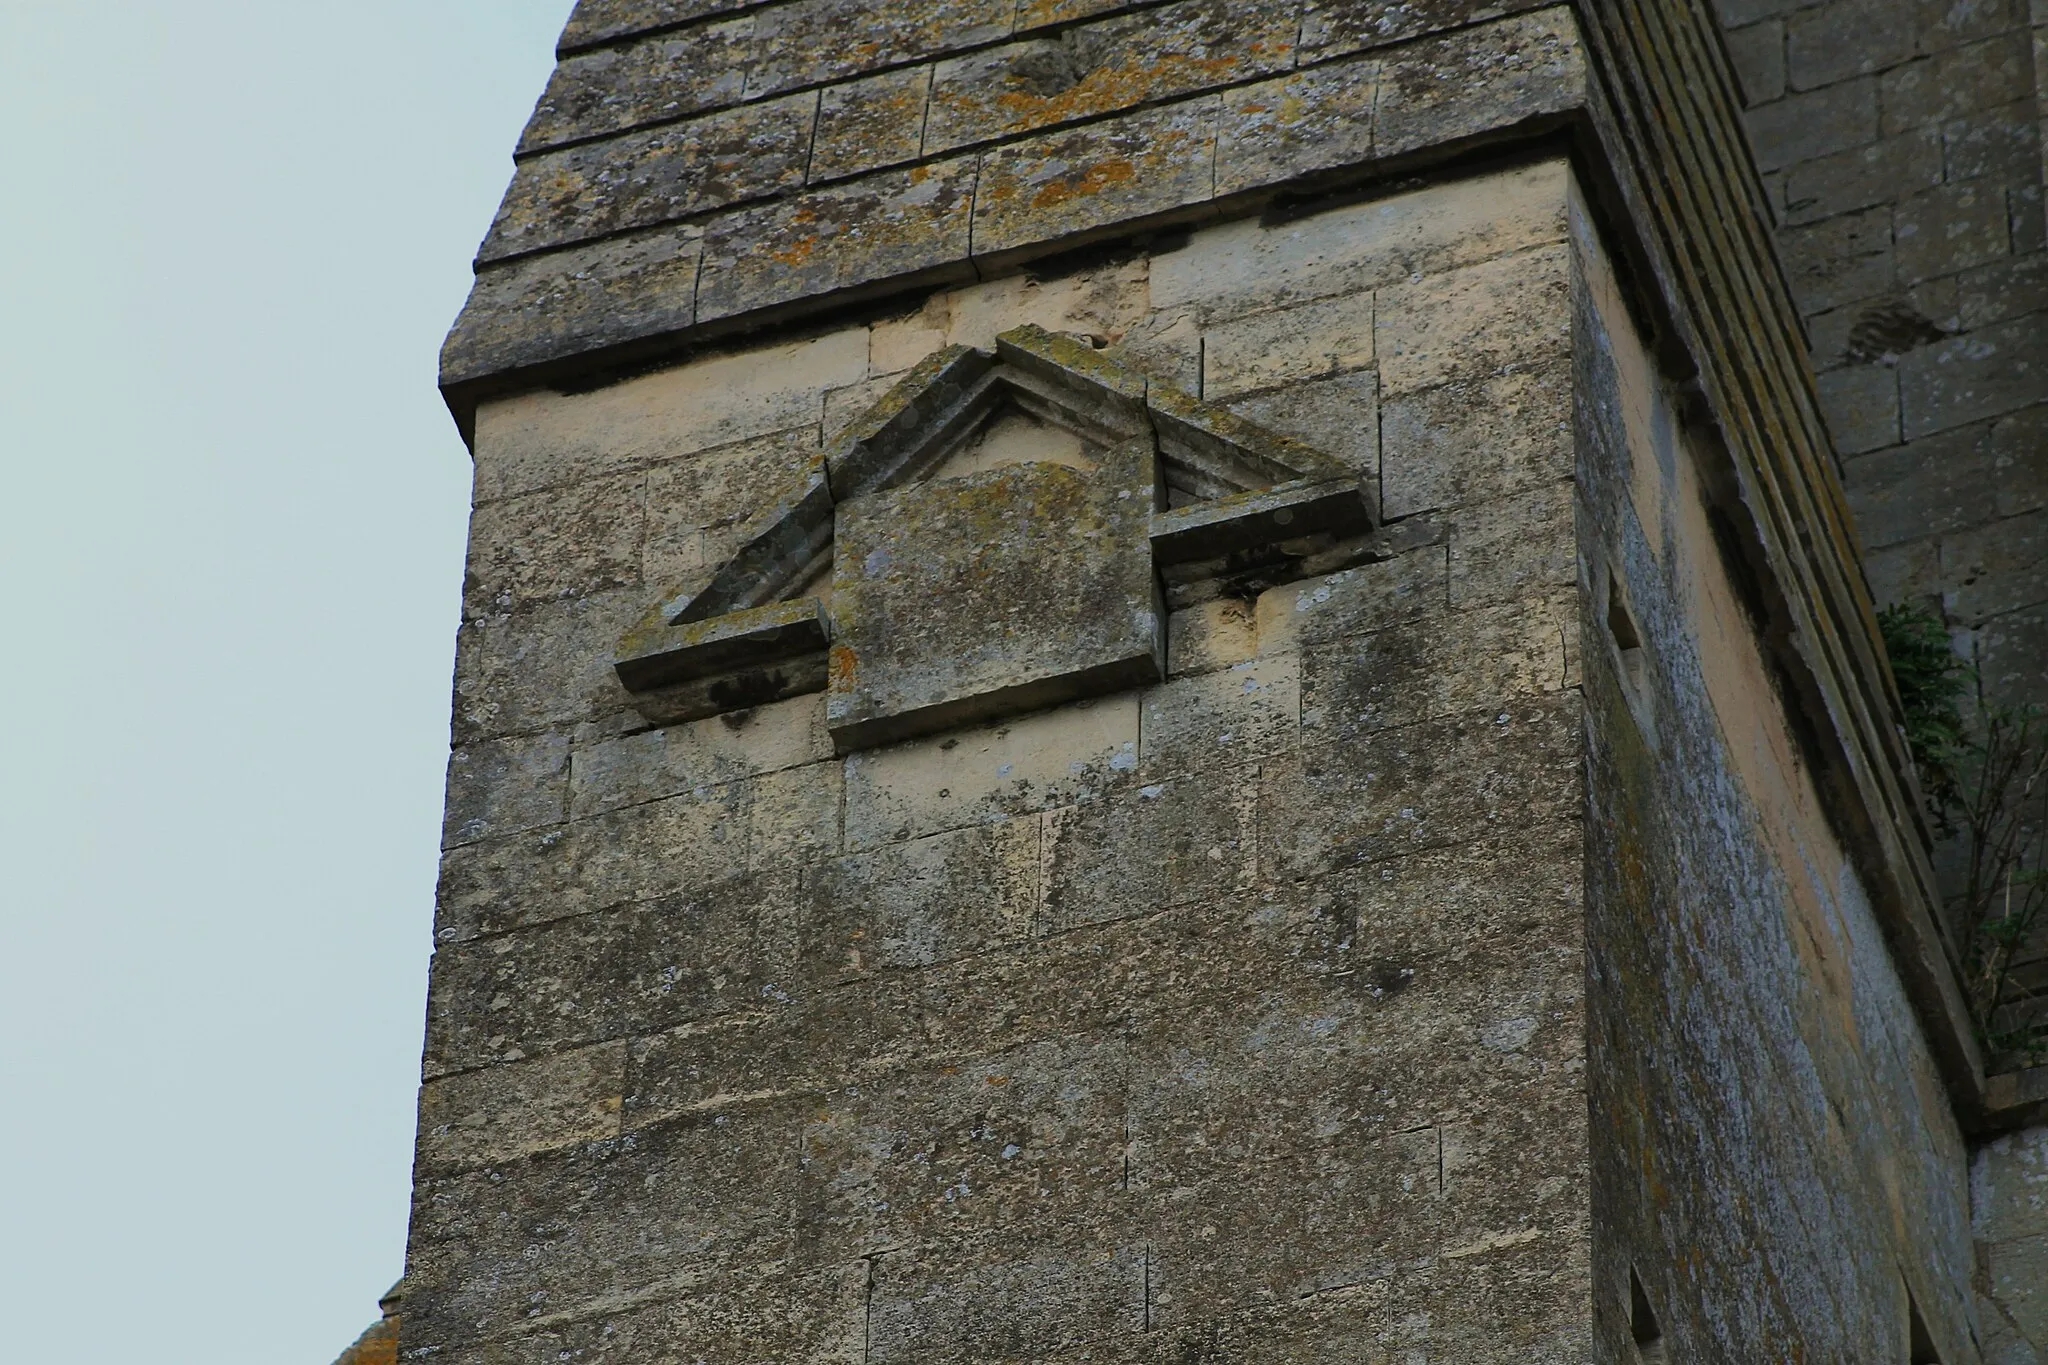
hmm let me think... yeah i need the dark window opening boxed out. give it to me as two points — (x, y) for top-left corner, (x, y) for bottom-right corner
(1630, 1267), (1667, 1362)
(1908, 1289), (1943, 1364)
(1608, 575), (1648, 696)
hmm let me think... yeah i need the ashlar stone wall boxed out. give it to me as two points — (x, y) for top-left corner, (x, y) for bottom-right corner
(408, 157), (1590, 1362)
(1574, 182), (1982, 1360)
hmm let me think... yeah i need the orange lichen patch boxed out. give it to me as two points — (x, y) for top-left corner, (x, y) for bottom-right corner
(1030, 157), (1137, 210)
(330, 1314), (398, 1365)
(829, 643), (861, 689)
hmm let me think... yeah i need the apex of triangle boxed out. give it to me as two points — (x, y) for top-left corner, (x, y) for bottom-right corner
(615, 325), (1378, 751)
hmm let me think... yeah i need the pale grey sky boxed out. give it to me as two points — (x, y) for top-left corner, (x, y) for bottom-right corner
(0, 4), (574, 1360)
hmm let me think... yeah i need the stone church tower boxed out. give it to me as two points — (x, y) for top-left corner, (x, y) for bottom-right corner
(385, 0), (2048, 1358)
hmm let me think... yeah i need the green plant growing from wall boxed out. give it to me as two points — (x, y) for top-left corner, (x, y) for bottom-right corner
(1880, 602), (2048, 1069)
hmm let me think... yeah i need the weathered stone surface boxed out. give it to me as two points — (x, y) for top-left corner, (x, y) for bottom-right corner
(481, 92), (816, 263)
(1298, 0), (1551, 60)
(923, 0), (1297, 155)
(808, 66), (932, 182)
(842, 695), (1140, 849)
(1893, 179), (2015, 284)
(1372, 7), (1587, 158)
(972, 99), (1220, 259)
(1152, 158), (1569, 323)
(443, 732), (573, 848)
(570, 692), (830, 816)
(1202, 292), (1373, 399)
(1380, 361), (1571, 517)
(423, 910), (635, 1076)
(1038, 765), (1257, 930)
(1255, 544), (1449, 652)
(520, 19), (757, 153)
(453, 590), (645, 745)
(798, 819), (1038, 985)
(1226, 369), (1382, 476)
(744, 0), (1013, 98)
(1444, 480), (1576, 607)
(557, 0), (760, 55)
(1844, 415), (2002, 553)
(864, 1233), (1145, 1362)
(1301, 598), (1572, 740)
(1215, 57), (1378, 197)
(696, 157), (977, 321)
(827, 439), (1162, 749)
(414, 1042), (626, 1173)
(575, 780), (749, 905)
(1940, 509), (2046, 623)
(1377, 243), (1571, 397)
(1138, 651), (1300, 770)
(1899, 312), (2048, 439)
(1744, 77), (1876, 172)
(443, 225), (703, 388)
(464, 469), (645, 620)
(1782, 127), (1943, 225)
(1815, 362), (1901, 456)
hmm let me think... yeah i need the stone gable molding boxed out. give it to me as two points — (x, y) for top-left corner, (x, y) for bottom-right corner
(613, 324), (1374, 748)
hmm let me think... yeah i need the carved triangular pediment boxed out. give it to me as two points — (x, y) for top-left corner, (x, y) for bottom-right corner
(616, 324), (1377, 743)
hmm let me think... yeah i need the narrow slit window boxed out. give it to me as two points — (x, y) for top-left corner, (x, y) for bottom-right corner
(1630, 1267), (1667, 1362)
(1608, 575), (1648, 695)
(1907, 1289), (1942, 1364)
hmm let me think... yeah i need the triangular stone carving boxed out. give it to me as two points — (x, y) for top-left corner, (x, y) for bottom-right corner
(616, 324), (1375, 750)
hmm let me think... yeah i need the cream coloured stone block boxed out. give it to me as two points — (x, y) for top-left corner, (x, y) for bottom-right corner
(750, 759), (844, 870)
(471, 325), (869, 501)
(1149, 159), (1570, 324)
(1202, 292), (1375, 399)
(1256, 546), (1449, 656)
(1167, 599), (1259, 676)
(942, 259), (1149, 351)
(415, 1041), (626, 1172)
(842, 695), (1141, 850)
(1376, 243), (1571, 398)
(643, 432), (825, 587)
(570, 692), (832, 818)
(1141, 653), (1302, 774)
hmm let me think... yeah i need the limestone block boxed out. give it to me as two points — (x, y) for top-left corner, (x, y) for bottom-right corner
(922, 0), (1296, 155)
(827, 445), (1162, 751)
(414, 1042), (625, 1174)
(1302, 598), (1571, 739)
(696, 157), (978, 322)
(1901, 313), (2048, 440)
(1227, 369), (1381, 476)
(1299, 0), (1552, 60)
(558, 0), (755, 54)
(748, 758), (844, 869)
(1372, 8), (1587, 159)
(1139, 652), (1301, 771)
(1380, 360), (1571, 517)
(864, 1234), (1146, 1363)
(798, 819), (1038, 987)
(1167, 597), (1258, 675)
(435, 824), (587, 944)
(1258, 692), (1583, 876)
(518, 20), (755, 153)
(1976, 1124), (2048, 1250)
(1841, 422), (1998, 549)
(453, 589), (645, 746)
(1202, 292), (1374, 400)
(1215, 57), (1378, 197)
(463, 469), (646, 619)
(809, 66), (933, 182)
(1445, 480), (1576, 608)
(472, 329), (860, 502)
(1994, 405), (2048, 518)
(1140, 1131), (1442, 1327)
(972, 98), (1220, 260)
(1894, 180), (2016, 285)
(1038, 766), (1257, 932)
(1255, 545), (1449, 654)
(1150, 158), (1569, 324)
(1377, 243), (1570, 398)
(1747, 79), (1878, 173)
(621, 869), (804, 1032)
(570, 692), (830, 817)
(794, 1034), (1129, 1265)
(443, 732), (572, 847)
(442, 224), (702, 390)
(841, 695), (1140, 849)
(1879, 34), (2034, 136)
(643, 432), (826, 585)
(942, 259), (1150, 352)
(870, 301), (951, 375)
(576, 782), (748, 907)
(1940, 511), (2047, 623)
(624, 977), (923, 1124)
(405, 1105), (800, 1348)
(1105, 309), (1203, 391)
(423, 910), (633, 1077)
(744, 0), (1014, 99)
(1782, 128), (1943, 228)
(1013, 0), (1136, 30)
(480, 92), (817, 264)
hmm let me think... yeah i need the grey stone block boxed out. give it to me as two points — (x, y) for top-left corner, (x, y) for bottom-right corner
(423, 909), (636, 1076)
(453, 589), (645, 746)
(1817, 362), (1903, 454)
(1723, 20), (1788, 104)
(1300, 598), (1572, 740)
(1371, 8), (1588, 159)
(1785, 205), (1892, 313)
(1255, 544), (1449, 652)
(1783, 127), (1943, 226)
(827, 439), (1162, 750)
(1227, 369), (1382, 479)
(413, 1043), (627, 1179)
(557, 0), (756, 55)
(971, 98), (1219, 260)
(1444, 479), (1576, 607)
(463, 469), (646, 621)
(1744, 77), (1876, 172)
(1941, 508), (2046, 621)
(1215, 57), (1378, 198)
(1877, 33), (2033, 134)
(1992, 403), (2048, 517)
(435, 824), (588, 945)
(443, 732), (573, 848)
(519, 19), (756, 153)
(441, 225), (703, 389)
(1894, 179), (2013, 284)
(1786, 0), (1915, 89)
(1900, 311), (2048, 438)
(743, 0), (1014, 99)
(864, 1233), (1145, 1362)
(808, 66), (931, 182)
(1941, 99), (2042, 182)
(1380, 360), (1572, 517)
(1299, 0), (1553, 60)
(695, 156), (977, 322)
(923, 0), (1297, 156)
(1842, 420), (1998, 547)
